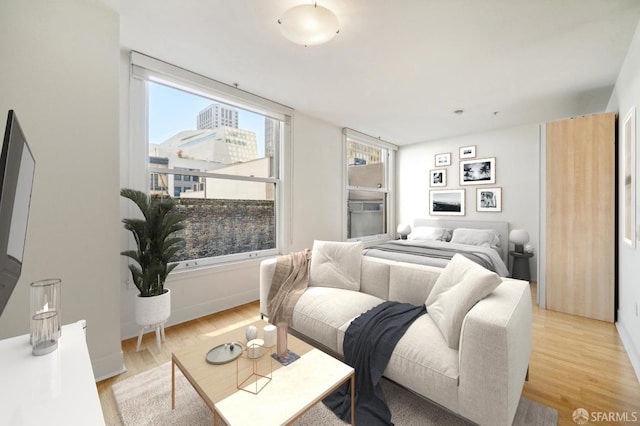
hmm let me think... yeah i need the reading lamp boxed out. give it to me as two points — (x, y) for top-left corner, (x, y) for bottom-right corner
(509, 229), (530, 253)
(397, 224), (411, 240)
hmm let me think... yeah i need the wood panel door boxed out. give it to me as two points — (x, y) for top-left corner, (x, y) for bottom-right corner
(545, 112), (616, 322)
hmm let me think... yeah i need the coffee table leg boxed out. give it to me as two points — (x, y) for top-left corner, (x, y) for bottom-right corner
(350, 373), (355, 426)
(171, 358), (175, 410)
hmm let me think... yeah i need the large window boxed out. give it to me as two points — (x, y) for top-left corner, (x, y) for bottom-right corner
(344, 129), (396, 241)
(128, 52), (291, 268)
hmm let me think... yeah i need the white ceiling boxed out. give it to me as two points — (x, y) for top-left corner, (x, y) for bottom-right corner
(101, 0), (640, 146)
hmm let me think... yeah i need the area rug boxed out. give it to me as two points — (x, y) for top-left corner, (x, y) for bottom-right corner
(112, 362), (557, 425)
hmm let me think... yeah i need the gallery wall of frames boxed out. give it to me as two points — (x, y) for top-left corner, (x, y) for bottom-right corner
(429, 145), (502, 216)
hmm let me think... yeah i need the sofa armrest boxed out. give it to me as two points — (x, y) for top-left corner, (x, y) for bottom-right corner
(458, 279), (532, 426)
(259, 257), (278, 317)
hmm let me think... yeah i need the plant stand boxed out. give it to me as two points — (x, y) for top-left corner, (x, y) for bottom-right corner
(136, 320), (167, 354)
(134, 289), (171, 354)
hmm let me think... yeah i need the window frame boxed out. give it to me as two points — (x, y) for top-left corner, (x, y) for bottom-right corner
(127, 51), (292, 269)
(343, 128), (397, 242)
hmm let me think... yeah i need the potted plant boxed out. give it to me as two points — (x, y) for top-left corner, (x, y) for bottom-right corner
(120, 188), (186, 351)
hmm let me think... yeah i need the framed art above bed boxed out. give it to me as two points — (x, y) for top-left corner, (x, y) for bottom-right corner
(430, 169), (447, 187)
(460, 157), (496, 185)
(477, 187), (502, 212)
(435, 152), (451, 166)
(459, 145), (476, 159)
(429, 189), (465, 216)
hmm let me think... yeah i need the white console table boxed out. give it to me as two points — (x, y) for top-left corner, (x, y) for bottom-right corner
(0, 320), (105, 425)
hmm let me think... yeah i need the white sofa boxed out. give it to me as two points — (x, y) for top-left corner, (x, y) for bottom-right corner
(259, 250), (532, 426)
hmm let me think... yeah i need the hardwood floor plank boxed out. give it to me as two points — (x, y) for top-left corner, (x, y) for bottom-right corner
(98, 288), (640, 426)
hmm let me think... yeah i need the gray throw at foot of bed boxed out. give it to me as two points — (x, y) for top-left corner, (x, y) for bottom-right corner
(323, 301), (427, 425)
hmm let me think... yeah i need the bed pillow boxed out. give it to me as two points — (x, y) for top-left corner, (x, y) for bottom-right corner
(450, 228), (500, 248)
(309, 240), (363, 291)
(408, 226), (450, 241)
(425, 254), (501, 349)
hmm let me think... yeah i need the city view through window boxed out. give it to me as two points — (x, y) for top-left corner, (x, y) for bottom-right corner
(147, 82), (280, 265)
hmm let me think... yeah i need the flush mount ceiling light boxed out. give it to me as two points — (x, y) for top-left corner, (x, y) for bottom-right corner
(278, 3), (339, 47)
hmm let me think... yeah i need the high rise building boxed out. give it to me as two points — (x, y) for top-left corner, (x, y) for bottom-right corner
(264, 117), (279, 158)
(347, 139), (382, 165)
(197, 103), (239, 129)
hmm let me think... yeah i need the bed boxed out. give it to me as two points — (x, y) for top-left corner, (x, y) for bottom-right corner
(362, 219), (510, 276)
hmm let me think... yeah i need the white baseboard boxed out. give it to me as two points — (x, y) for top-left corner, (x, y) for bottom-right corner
(92, 349), (126, 381)
(616, 320), (640, 383)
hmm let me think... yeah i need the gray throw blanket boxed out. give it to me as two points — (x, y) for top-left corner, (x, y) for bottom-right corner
(266, 249), (311, 325)
(323, 301), (427, 425)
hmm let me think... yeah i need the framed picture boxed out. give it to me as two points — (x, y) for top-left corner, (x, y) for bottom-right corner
(460, 157), (496, 185)
(623, 107), (636, 248)
(434, 152), (451, 167)
(429, 169), (447, 187)
(459, 145), (476, 159)
(429, 189), (465, 216)
(476, 187), (502, 212)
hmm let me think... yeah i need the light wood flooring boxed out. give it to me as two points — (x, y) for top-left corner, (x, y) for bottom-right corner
(97, 285), (640, 426)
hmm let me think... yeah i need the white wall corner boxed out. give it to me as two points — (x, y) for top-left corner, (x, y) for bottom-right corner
(616, 321), (640, 382)
(92, 350), (126, 382)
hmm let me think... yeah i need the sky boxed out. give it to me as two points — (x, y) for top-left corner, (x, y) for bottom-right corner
(148, 82), (266, 156)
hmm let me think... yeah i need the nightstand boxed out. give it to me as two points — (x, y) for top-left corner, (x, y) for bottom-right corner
(509, 251), (534, 281)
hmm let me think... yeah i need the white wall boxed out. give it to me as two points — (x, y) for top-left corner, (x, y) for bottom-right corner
(607, 20), (640, 381)
(0, 0), (123, 379)
(290, 114), (345, 248)
(397, 124), (540, 281)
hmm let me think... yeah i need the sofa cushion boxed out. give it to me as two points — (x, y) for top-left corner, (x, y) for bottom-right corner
(425, 254), (501, 349)
(388, 262), (440, 306)
(292, 287), (383, 353)
(309, 240), (363, 291)
(338, 313), (459, 411)
(360, 257), (391, 300)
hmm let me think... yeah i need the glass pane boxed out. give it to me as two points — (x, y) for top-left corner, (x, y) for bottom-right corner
(149, 175), (276, 262)
(148, 81), (279, 180)
(347, 190), (387, 239)
(347, 139), (385, 189)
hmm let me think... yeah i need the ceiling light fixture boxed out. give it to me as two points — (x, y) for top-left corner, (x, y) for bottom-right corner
(278, 3), (339, 47)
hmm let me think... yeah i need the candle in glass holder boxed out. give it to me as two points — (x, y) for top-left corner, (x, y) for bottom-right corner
(30, 279), (61, 356)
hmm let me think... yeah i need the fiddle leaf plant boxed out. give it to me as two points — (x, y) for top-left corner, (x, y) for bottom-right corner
(120, 188), (186, 297)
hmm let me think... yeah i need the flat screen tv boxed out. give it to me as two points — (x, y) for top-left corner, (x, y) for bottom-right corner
(0, 111), (36, 316)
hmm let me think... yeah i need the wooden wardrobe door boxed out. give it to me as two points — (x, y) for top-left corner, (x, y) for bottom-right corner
(545, 112), (615, 322)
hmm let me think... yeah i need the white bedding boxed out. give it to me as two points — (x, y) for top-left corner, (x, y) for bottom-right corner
(362, 239), (510, 277)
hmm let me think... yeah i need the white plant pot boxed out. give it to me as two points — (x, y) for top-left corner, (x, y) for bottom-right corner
(135, 289), (171, 327)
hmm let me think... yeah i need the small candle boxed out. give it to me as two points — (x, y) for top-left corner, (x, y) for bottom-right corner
(246, 339), (264, 359)
(263, 325), (276, 347)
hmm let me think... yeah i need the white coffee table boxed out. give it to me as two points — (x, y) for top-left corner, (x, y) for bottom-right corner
(172, 319), (355, 426)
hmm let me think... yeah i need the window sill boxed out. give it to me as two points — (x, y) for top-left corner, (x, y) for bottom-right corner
(168, 256), (266, 281)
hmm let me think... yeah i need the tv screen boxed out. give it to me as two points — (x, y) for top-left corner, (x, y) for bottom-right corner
(0, 111), (36, 316)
